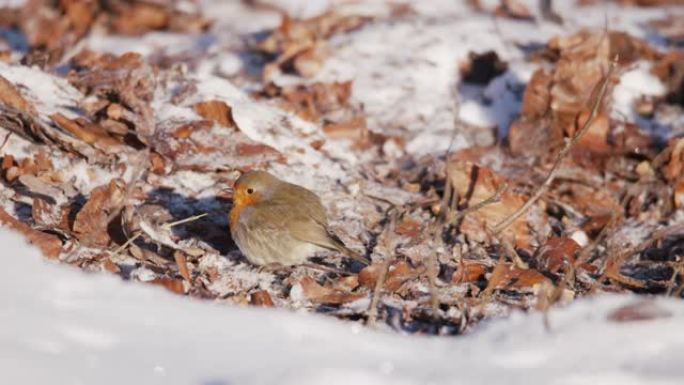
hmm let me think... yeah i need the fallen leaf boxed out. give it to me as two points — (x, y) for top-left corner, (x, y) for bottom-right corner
(250, 290), (275, 307)
(256, 12), (370, 79)
(607, 300), (672, 322)
(0, 207), (61, 258)
(538, 237), (580, 273)
(484, 261), (549, 291)
(358, 260), (424, 292)
(295, 276), (365, 304)
(452, 260), (488, 283)
(174, 251), (192, 282)
(494, 0), (534, 20)
(446, 159), (542, 249)
(662, 138), (684, 182)
(395, 218), (422, 239)
(194, 100), (234, 128)
(460, 51), (508, 85)
(322, 117), (367, 141)
(0, 75), (36, 115)
(149, 277), (186, 295)
(73, 179), (126, 247)
(50, 113), (122, 151)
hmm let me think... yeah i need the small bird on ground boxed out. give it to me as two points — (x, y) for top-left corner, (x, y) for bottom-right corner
(229, 170), (370, 267)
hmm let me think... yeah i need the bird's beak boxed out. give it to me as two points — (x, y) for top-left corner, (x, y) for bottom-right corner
(217, 186), (234, 200)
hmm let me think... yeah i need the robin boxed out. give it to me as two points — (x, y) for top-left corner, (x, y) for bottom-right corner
(229, 170), (370, 267)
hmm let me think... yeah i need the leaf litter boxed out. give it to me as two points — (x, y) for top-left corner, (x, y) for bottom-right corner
(0, 0), (683, 336)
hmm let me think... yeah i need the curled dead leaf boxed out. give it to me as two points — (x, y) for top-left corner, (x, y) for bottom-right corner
(0, 207), (61, 259)
(446, 159), (541, 249)
(451, 260), (488, 283)
(193, 100), (234, 128)
(538, 237), (580, 274)
(149, 277), (187, 295)
(359, 261), (424, 292)
(294, 276), (365, 304)
(250, 290), (275, 307)
(607, 300), (672, 322)
(73, 179), (126, 247)
(485, 260), (549, 292)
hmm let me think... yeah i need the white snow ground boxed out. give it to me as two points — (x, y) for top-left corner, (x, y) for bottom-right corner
(2, 226), (684, 385)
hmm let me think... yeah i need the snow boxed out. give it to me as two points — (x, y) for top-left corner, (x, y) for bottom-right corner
(2, 1), (684, 383)
(612, 61), (666, 121)
(2, 226), (684, 385)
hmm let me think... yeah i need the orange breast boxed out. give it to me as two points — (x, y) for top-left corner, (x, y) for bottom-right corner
(230, 194), (258, 228)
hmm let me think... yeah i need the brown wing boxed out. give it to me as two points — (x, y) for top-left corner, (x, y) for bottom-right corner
(273, 182), (329, 227)
(252, 201), (369, 265)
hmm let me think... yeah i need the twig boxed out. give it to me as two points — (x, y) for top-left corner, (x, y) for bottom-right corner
(574, 211), (618, 268)
(110, 231), (142, 259)
(493, 57), (618, 234)
(666, 258), (683, 297)
(367, 210), (399, 326)
(426, 236), (442, 317)
(161, 213), (208, 230)
(0, 131), (12, 152)
(110, 213), (208, 259)
(595, 223), (684, 287)
(367, 255), (392, 326)
(446, 182), (507, 226)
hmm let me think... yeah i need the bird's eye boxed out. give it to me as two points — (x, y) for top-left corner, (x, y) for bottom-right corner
(246, 188), (254, 194)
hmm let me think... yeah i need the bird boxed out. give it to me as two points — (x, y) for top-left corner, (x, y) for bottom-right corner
(229, 170), (370, 267)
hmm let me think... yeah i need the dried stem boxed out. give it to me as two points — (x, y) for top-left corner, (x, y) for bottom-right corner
(493, 57), (618, 234)
(162, 213), (208, 230)
(110, 212), (208, 259)
(574, 212), (618, 267)
(446, 182), (507, 227)
(367, 210), (399, 326)
(0, 131), (12, 152)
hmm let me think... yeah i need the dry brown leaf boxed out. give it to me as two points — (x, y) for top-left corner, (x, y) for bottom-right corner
(149, 277), (186, 295)
(521, 69), (553, 119)
(73, 179), (126, 247)
(452, 260), (488, 283)
(607, 300), (672, 322)
(446, 159), (539, 249)
(395, 218), (422, 240)
(485, 261), (548, 291)
(50, 113), (122, 151)
(662, 138), (684, 182)
(295, 276), (365, 304)
(0, 75), (36, 115)
(174, 251), (192, 282)
(292, 46), (325, 78)
(460, 51), (508, 85)
(358, 260), (424, 292)
(193, 100), (234, 128)
(257, 12), (369, 79)
(149, 152), (167, 175)
(322, 117), (367, 141)
(153, 118), (285, 172)
(511, 30), (659, 159)
(250, 290), (275, 307)
(102, 258), (120, 274)
(538, 237), (580, 274)
(494, 0), (534, 20)
(68, 51), (156, 143)
(0, 207), (61, 258)
(674, 179), (684, 210)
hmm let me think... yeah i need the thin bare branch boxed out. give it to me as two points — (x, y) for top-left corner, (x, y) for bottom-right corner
(493, 57), (618, 234)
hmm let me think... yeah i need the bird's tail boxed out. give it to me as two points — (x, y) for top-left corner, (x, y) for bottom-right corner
(323, 232), (370, 265)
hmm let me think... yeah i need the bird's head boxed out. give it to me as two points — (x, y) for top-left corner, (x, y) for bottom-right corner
(231, 170), (280, 209)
